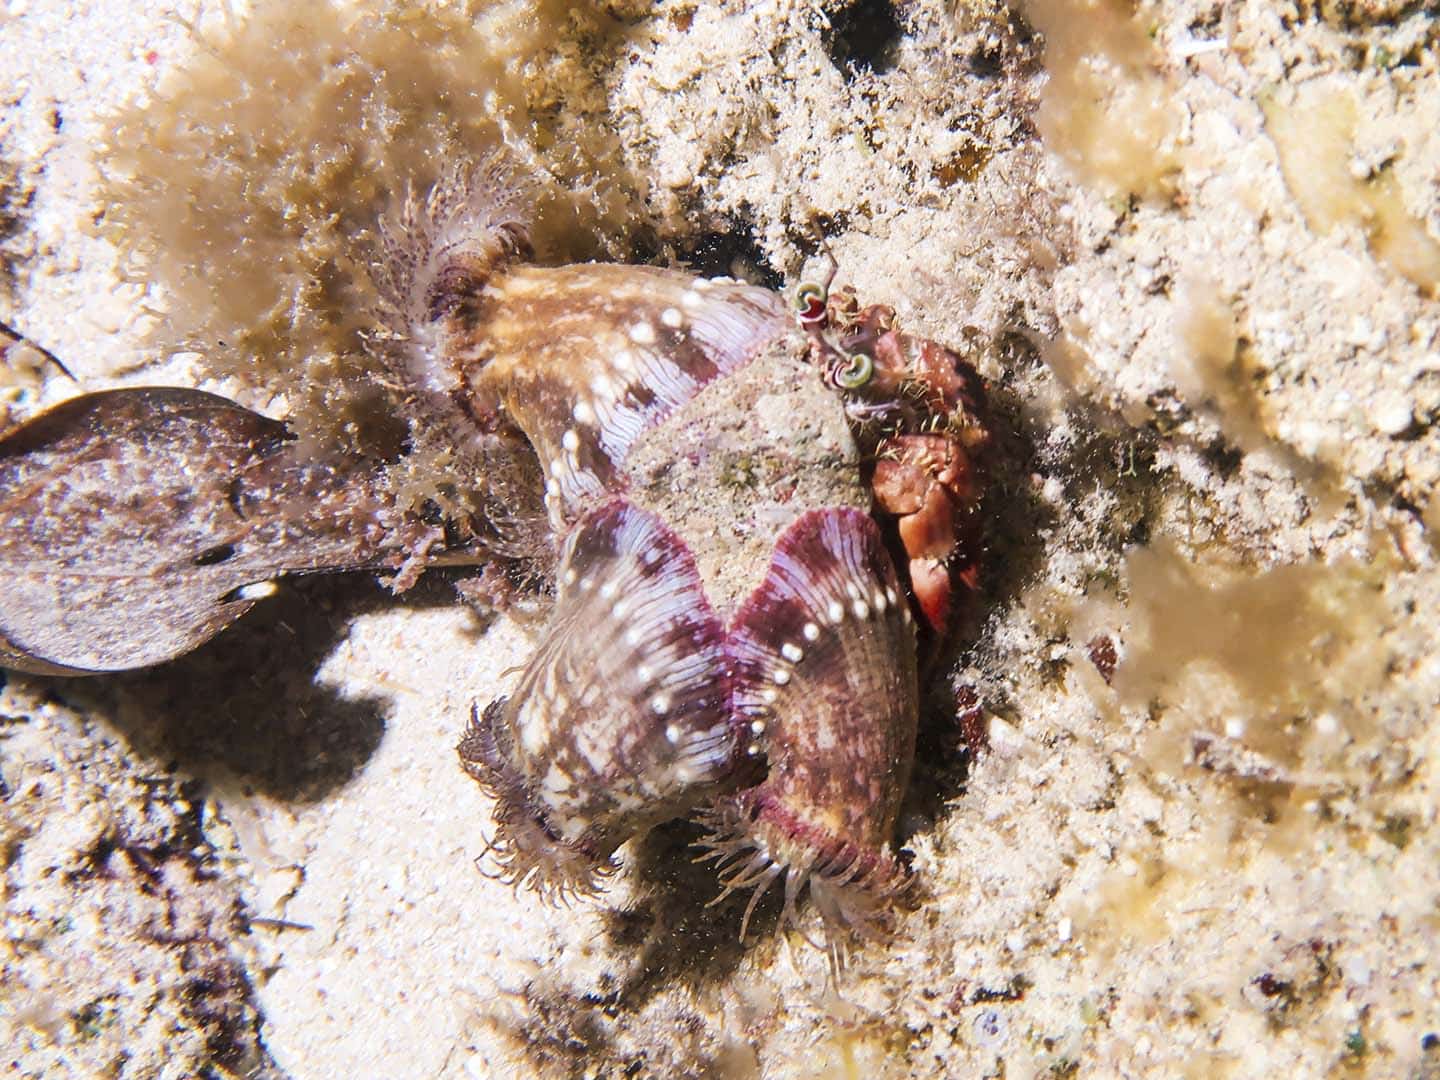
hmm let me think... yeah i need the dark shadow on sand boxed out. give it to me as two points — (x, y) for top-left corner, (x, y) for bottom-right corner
(44, 570), (473, 803)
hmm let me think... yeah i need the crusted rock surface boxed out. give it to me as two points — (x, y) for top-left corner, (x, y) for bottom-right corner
(2, 1), (1437, 1076)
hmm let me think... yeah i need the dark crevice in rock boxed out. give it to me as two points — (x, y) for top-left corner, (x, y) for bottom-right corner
(825, 0), (905, 77)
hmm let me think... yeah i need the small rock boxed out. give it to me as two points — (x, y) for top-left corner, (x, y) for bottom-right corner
(1370, 390), (1413, 437)
(659, 160), (694, 190)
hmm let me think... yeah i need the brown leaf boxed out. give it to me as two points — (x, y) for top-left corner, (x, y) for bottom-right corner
(0, 388), (415, 674)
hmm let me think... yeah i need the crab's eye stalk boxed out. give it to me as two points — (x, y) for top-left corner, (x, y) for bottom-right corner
(833, 350), (874, 390)
(794, 281), (828, 328)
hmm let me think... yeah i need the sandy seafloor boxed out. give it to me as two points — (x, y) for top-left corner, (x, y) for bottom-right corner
(2, 1), (1439, 1077)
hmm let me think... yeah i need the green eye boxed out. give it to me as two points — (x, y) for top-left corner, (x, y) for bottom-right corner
(794, 281), (826, 312)
(834, 351), (874, 390)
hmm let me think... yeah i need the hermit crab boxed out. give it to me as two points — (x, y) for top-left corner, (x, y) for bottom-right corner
(0, 158), (990, 971)
(794, 265), (992, 642)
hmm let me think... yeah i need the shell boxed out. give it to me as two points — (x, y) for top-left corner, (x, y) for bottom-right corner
(385, 162), (946, 962)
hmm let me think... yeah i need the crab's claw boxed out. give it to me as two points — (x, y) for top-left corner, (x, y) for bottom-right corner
(872, 433), (984, 638)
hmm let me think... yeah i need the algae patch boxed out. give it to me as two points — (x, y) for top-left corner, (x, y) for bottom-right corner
(96, 0), (651, 457)
(1111, 538), (1392, 775)
(1022, 0), (1181, 202)
(1262, 80), (1440, 297)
